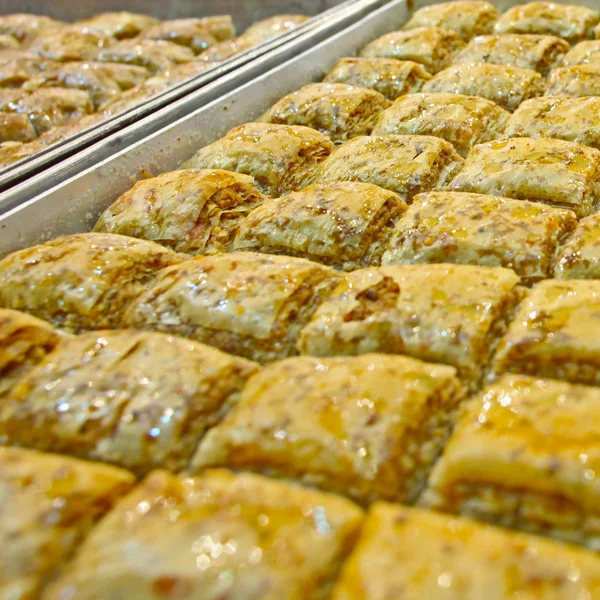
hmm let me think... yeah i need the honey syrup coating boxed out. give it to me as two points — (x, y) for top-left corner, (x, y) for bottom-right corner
(447, 137), (600, 218)
(546, 65), (600, 98)
(233, 182), (407, 271)
(242, 14), (310, 42)
(323, 58), (432, 102)
(331, 503), (600, 599)
(76, 12), (160, 40)
(383, 191), (577, 284)
(359, 26), (465, 74)
(43, 469), (364, 600)
(25, 26), (114, 62)
(313, 135), (464, 202)
(143, 60), (220, 87)
(141, 19), (219, 54)
(0, 35), (19, 50)
(555, 213), (600, 279)
(192, 354), (464, 505)
(297, 263), (522, 389)
(372, 93), (509, 158)
(0, 55), (59, 88)
(258, 83), (391, 144)
(0, 232), (183, 333)
(123, 252), (340, 364)
(421, 374), (600, 550)
(0, 14), (65, 44)
(562, 40), (600, 67)
(98, 83), (167, 116)
(422, 63), (545, 113)
(94, 169), (269, 254)
(0, 329), (258, 476)
(0, 446), (134, 600)
(0, 113), (36, 143)
(181, 122), (334, 198)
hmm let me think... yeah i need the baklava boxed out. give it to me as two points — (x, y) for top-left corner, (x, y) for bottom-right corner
(0, 14), (64, 44)
(323, 57), (432, 101)
(0, 232), (183, 332)
(546, 65), (600, 97)
(359, 27), (465, 74)
(143, 60), (220, 87)
(0, 35), (18, 50)
(382, 191), (576, 284)
(422, 374), (600, 549)
(0, 112), (36, 143)
(371, 93), (509, 158)
(99, 83), (167, 116)
(562, 40), (600, 67)
(95, 169), (269, 254)
(453, 33), (569, 76)
(402, 1), (499, 41)
(332, 503), (600, 599)
(493, 2), (600, 44)
(196, 35), (257, 63)
(123, 252), (340, 363)
(0, 55), (57, 87)
(76, 12), (160, 40)
(554, 213), (600, 279)
(258, 83), (391, 144)
(43, 469), (363, 600)
(193, 354), (464, 505)
(448, 137), (600, 218)
(243, 14), (310, 42)
(1, 329), (258, 476)
(297, 263), (522, 388)
(314, 135), (464, 201)
(182, 122), (334, 197)
(25, 26), (113, 62)
(0, 446), (134, 600)
(233, 182), (407, 271)
(422, 63), (545, 112)
(141, 19), (219, 54)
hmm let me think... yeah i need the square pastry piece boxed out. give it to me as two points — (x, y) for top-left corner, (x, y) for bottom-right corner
(314, 135), (464, 201)
(505, 97), (600, 150)
(141, 19), (220, 54)
(75, 12), (160, 40)
(331, 503), (600, 599)
(383, 192), (577, 284)
(422, 63), (545, 112)
(0, 447), (134, 600)
(182, 123), (334, 197)
(448, 137), (600, 218)
(0, 330), (257, 476)
(124, 252), (340, 363)
(547, 65), (600, 98)
(0, 233), (182, 333)
(193, 354), (464, 505)
(562, 41), (600, 67)
(298, 264), (522, 389)
(372, 93), (509, 158)
(359, 27), (465, 74)
(94, 169), (269, 254)
(492, 279), (600, 386)
(43, 469), (364, 600)
(555, 214), (600, 279)
(258, 83), (390, 144)
(25, 26), (112, 62)
(323, 58), (432, 102)
(452, 34), (569, 76)
(493, 2), (600, 44)
(422, 374), (600, 549)
(402, 1), (499, 41)
(233, 182), (407, 271)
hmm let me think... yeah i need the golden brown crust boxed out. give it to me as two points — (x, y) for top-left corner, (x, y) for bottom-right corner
(0, 35), (18, 50)
(0, 14), (65, 44)
(0, 232), (183, 333)
(196, 35), (257, 62)
(243, 14), (309, 42)
(0, 112), (36, 143)
(43, 469), (363, 600)
(142, 19), (219, 54)
(25, 26), (112, 62)
(563, 40), (600, 67)
(76, 12), (159, 40)
(98, 83), (167, 116)
(0, 56), (58, 87)
(143, 60), (219, 87)
(546, 65), (600, 97)
(555, 213), (600, 279)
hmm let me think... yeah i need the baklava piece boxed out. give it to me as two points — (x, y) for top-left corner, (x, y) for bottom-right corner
(422, 63), (545, 112)
(0, 35), (19, 50)
(323, 58), (432, 101)
(332, 504), (600, 599)
(25, 26), (112, 62)
(96, 39), (194, 74)
(196, 35), (257, 63)
(197, 15), (235, 41)
(0, 308), (63, 400)
(423, 374), (600, 549)
(448, 137), (600, 218)
(372, 93), (509, 158)
(0, 14), (64, 44)
(402, 1), (499, 41)
(193, 354), (463, 505)
(0, 112), (36, 143)
(314, 135), (464, 202)
(243, 14), (310, 42)
(144, 60), (220, 87)
(0, 232), (182, 332)
(453, 33), (569, 76)
(494, 2), (600, 44)
(95, 169), (269, 254)
(383, 191), (576, 284)
(43, 470), (363, 600)
(555, 214), (600, 279)
(259, 83), (391, 144)
(124, 252), (340, 363)
(492, 279), (600, 385)
(505, 96), (600, 150)
(1, 330), (258, 476)
(0, 56), (58, 87)
(546, 65), (600, 97)
(142, 19), (219, 54)
(562, 40), (600, 67)
(0, 447), (134, 600)
(76, 12), (159, 40)
(359, 27), (465, 74)
(297, 263), (522, 388)
(182, 122), (334, 197)
(233, 182), (407, 271)
(99, 83), (167, 116)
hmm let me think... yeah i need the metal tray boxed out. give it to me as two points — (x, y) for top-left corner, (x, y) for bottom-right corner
(0, 0), (380, 191)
